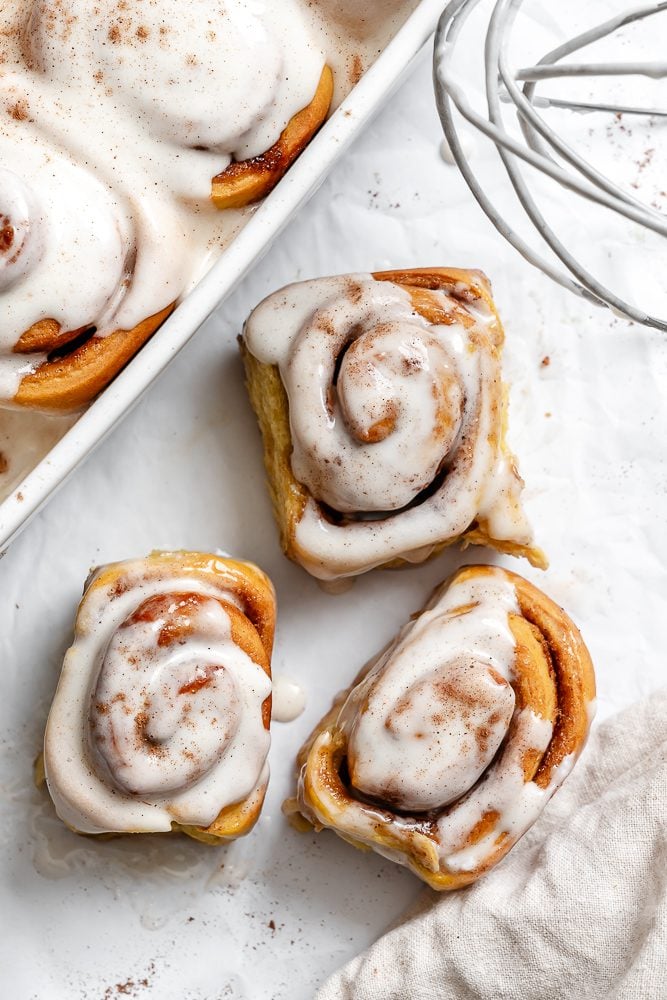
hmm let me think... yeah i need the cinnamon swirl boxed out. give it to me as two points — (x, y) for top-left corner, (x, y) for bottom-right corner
(43, 552), (276, 841)
(285, 565), (596, 889)
(242, 268), (546, 580)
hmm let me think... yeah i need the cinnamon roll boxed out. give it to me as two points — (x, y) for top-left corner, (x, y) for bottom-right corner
(43, 552), (276, 841)
(242, 268), (545, 581)
(285, 565), (596, 889)
(0, 138), (176, 411)
(0, 0), (332, 409)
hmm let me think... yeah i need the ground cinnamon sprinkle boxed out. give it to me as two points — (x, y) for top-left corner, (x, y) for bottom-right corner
(0, 218), (14, 254)
(348, 52), (364, 85)
(8, 100), (30, 122)
(101, 962), (156, 997)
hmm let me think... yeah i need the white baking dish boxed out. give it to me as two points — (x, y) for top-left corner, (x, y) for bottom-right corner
(0, 1), (444, 556)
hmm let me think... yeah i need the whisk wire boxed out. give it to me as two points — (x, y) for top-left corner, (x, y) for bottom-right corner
(433, 0), (667, 330)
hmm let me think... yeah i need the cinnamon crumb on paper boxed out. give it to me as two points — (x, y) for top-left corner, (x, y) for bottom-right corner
(8, 99), (30, 121)
(348, 53), (364, 86)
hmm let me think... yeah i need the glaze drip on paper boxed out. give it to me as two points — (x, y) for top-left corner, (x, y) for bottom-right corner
(271, 676), (307, 723)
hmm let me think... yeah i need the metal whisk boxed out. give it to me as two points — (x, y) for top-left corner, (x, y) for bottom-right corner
(433, 0), (667, 330)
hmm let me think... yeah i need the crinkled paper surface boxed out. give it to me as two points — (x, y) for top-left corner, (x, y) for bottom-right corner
(1, 5), (666, 997)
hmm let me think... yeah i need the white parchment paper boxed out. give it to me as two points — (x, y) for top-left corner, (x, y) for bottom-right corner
(1, 8), (666, 997)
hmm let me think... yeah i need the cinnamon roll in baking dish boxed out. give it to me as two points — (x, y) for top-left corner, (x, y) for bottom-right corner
(0, 0), (332, 410)
(242, 268), (546, 581)
(0, 138), (177, 411)
(43, 552), (276, 841)
(285, 565), (596, 889)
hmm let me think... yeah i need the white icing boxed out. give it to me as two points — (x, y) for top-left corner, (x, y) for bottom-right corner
(0, 167), (43, 292)
(344, 573), (520, 811)
(440, 748), (575, 873)
(439, 133), (475, 165)
(244, 274), (535, 578)
(436, 709), (554, 871)
(289, 297), (464, 513)
(315, 0), (414, 36)
(439, 136), (457, 164)
(44, 557), (272, 835)
(24, 0), (325, 165)
(271, 676), (306, 723)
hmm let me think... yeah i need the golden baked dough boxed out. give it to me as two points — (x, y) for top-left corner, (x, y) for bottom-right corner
(242, 267), (546, 580)
(41, 551), (276, 842)
(13, 304), (175, 412)
(212, 66), (334, 209)
(285, 565), (595, 889)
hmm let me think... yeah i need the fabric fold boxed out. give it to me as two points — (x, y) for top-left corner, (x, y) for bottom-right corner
(317, 689), (667, 1000)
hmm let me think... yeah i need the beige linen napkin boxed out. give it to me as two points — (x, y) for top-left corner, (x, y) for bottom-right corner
(317, 689), (667, 1000)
